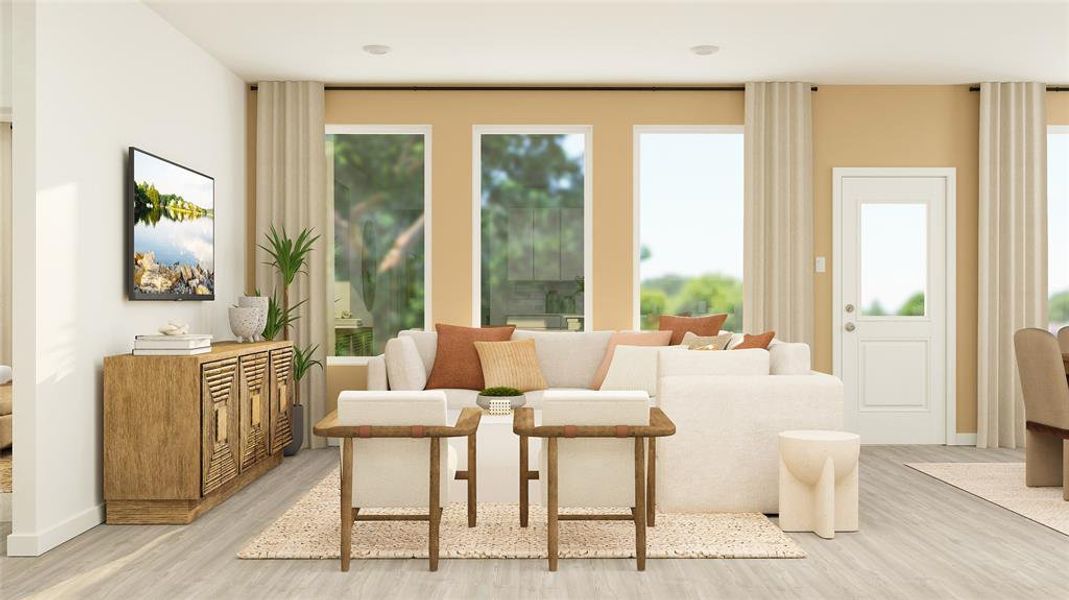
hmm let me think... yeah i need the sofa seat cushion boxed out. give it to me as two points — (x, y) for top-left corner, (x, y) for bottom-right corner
(511, 330), (612, 389)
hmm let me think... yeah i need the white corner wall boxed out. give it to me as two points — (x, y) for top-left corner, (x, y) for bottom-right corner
(8, 1), (246, 555)
(0, 0), (11, 117)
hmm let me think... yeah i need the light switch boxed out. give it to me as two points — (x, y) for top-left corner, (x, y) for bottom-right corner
(815, 256), (826, 273)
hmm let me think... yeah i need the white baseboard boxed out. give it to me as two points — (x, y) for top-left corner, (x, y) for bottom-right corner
(6, 503), (104, 556)
(951, 433), (977, 447)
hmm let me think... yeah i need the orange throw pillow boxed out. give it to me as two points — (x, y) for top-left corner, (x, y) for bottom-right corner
(425, 324), (516, 390)
(659, 314), (728, 346)
(591, 330), (673, 389)
(734, 331), (775, 350)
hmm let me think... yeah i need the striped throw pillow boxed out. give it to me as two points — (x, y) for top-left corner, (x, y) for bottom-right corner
(473, 339), (548, 392)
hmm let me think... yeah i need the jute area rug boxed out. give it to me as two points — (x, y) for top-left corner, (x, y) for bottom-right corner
(238, 468), (805, 560)
(907, 463), (1069, 536)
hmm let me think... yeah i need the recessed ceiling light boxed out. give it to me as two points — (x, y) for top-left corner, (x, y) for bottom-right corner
(363, 44), (391, 56)
(690, 45), (720, 56)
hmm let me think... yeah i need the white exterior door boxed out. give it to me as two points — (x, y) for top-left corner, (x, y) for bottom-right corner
(834, 169), (955, 445)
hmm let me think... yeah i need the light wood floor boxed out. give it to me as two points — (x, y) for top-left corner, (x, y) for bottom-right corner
(1, 445), (1065, 599)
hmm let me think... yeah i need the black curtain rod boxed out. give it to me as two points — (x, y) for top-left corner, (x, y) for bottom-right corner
(249, 84), (819, 92)
(969, 85), (1069, 92)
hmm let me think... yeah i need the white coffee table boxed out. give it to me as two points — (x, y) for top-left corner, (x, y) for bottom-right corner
(447, 409), (541, 503)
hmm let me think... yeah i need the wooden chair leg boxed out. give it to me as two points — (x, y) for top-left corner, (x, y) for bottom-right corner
(519, 434), (530, 527)
(634, 437), (647, 571)
(647, 437), (656, 527)
(340, 438), (353, 572)
(429, 438), (441, 572)
(547, 437), (559, 572)
(467, 432), (477, 527)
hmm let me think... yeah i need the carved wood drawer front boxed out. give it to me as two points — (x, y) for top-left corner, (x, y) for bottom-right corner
(239, 352), (271, 471)
(269, 347), (295, 454)
(202, 358), (239, 496)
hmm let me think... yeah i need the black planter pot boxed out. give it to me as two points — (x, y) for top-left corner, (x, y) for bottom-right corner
(284, 404), (304, 456)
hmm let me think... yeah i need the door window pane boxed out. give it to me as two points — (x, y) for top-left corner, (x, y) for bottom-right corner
(638, 132), (744, 330)
(1049, 130), (1069, 332)
(479, 133), (586, 330)
(328, 132), (426, 355)
(860, 203), (926, 317)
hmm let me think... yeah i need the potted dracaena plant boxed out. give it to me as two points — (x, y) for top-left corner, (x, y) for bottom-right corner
(258, 225), (321, 456)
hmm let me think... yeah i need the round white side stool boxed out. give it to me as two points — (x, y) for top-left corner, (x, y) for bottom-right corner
(778, 430), (860, 539)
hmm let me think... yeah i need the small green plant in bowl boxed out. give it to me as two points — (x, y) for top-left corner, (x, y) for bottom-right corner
(477, 386), (526, 414)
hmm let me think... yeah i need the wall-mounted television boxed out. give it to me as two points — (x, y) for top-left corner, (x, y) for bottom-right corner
(128, 147), (215, 301)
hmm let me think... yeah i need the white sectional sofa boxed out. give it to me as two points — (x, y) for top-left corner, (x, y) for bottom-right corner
(362, 328), (843, 513)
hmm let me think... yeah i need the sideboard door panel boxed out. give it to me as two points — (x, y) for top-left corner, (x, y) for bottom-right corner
(269, 347), (295, 454)
(239, 352), (271, 471)
(201, 358), (240, 495)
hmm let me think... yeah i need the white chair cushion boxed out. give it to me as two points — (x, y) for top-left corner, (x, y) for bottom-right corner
(511, 330), (613, 389)
(540, 391), (649, 508)
(599, 345), (687, 397)
(384, 336), (428, 390)
(337, 391), (452, 507)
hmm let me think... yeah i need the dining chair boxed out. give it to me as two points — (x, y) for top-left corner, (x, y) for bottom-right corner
(313, 390), (481, 571)
(1013, 328), (1069, 500)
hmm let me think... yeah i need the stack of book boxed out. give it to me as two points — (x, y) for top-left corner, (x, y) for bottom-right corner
(133, 334), (213, 356)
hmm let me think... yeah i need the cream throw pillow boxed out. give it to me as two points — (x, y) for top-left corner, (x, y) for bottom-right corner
(680, 331), (734, 350)
(600, 345), (685, 397)
(473, 339), (548, 392)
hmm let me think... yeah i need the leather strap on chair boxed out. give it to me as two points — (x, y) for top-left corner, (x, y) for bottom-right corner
(411, 425), (426, 438)
(615, 425), (631, 438)
(357, 425), (372, 438)
(563, 425), (578, 438)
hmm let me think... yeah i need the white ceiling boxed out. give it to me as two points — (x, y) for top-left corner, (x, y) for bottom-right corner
(147, 1), (1069, 85)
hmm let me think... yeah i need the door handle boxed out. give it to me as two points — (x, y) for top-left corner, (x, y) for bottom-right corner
(845, 304), (855, 313)
(844, 322), (856, 332)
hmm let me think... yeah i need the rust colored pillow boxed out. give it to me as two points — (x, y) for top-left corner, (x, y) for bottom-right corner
(591, 330), (673, 389)
(659, 314), (728, 345)
(734, 331), (776, 350)
(425, 324), (516, 390)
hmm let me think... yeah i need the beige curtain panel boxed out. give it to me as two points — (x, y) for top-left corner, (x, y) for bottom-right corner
(743, 82), (814, 346)
(256, 81), (329, 449)
(977, 82), (1048, 449)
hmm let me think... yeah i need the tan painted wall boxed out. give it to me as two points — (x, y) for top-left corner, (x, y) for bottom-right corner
(812, 86), (980, 433)
(246, 87), (1069, 436)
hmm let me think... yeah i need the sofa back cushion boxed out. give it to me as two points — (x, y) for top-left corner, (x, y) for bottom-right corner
(425, 324), (516, 390)
(657, 348), (771, 379)
(511, 330), (613, 389)
(384, 336), (428, 390)
(591, 330), (673, 389)
(398, 329), (438, 372)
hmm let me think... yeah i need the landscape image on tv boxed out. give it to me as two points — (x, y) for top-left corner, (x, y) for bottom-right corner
(129, 148), (215, 300)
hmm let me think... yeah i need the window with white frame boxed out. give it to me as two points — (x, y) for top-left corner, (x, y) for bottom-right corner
(326, 127), (430, 356)
(475, 128), (590, 331)
(635, 128), (744, 330)
(1049, 126), (1069, 333)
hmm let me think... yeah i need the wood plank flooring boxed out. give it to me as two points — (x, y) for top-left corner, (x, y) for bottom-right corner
(1, 445), (1066, 599)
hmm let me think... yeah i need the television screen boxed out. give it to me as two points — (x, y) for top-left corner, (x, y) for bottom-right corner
(128, 147), (215, 300)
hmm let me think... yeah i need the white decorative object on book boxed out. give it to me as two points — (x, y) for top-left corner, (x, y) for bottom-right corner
(238, 296), (268, 341)
(229, 307), (261, 343)
(158, 321), (190, 336)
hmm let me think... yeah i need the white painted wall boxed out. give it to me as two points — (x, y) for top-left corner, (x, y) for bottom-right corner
(8, 1), (246, 555)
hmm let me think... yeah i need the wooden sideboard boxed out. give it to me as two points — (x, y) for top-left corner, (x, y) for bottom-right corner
(104, 341), (294, 524)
